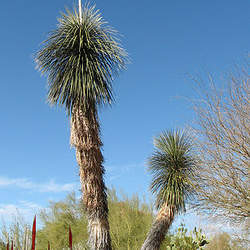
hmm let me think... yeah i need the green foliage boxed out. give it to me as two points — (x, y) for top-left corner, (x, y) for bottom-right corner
(162, 225), (208, 250)
(34, 190), (210, 250)
(0, 240), (5, 250)
(108, 189), (153, 249)
(7, 191), (243, 250)
(0, 242), (4, 250)
(205, 232), (246, 250)
(148, 130), (197, 212)
(36, 4), (127, 114)
(36, 192), (88, 250)
(35, 190), (153, 249)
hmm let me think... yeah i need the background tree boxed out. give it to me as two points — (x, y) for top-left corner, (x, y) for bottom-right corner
(35, 190), (153, 250)
(165, 225), (208, 250)
(205, 232), (246, 250)
(35, 3), (127, 249)
(0, 215), (31, 250)
(141, 130), (198, 250)
(191, 65), (249, 238)
(0, 190), (210, 250)
(37, 192), (88, 249)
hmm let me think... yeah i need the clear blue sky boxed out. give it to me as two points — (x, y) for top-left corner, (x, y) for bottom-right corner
(0, 0), (249, 230)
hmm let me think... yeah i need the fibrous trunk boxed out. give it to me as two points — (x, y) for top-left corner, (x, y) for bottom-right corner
(71, 105), (112, 250)
(141, 204), (175, 250)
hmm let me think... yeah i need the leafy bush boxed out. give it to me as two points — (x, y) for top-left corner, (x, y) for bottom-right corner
(163, 225), (208, 250)
(1, 190), (210, 250)
(36, 189), (153, 249)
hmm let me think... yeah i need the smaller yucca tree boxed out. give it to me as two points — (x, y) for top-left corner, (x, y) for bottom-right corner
(141, 130), (198, 250)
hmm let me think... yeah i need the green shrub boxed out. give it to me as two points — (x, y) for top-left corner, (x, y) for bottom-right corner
(1, 190), (211, 250)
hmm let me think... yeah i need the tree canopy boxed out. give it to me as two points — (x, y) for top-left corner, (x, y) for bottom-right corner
(149, 130), (198, 213)
(191, 66), (249, 226)
(36, 4), (127, 114)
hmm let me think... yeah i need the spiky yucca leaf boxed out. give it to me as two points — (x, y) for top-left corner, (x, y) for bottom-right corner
(149, 130), (197, 213)
(36, 4), (127, 114)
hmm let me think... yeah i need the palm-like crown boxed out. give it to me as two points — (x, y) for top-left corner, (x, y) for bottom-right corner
(36, 4), (127, 114)
(149, 130), (197, 212)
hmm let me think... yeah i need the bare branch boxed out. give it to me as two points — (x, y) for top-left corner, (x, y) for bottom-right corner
(191, 65), (250, 226)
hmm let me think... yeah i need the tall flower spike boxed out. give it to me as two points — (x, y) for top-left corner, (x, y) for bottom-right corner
(31, 215), (36, 250)
(79, 0), (82, 23)
(69, 225), (73, 250)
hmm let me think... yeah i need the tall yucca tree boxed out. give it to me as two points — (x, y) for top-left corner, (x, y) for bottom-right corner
(141, 130), (197, 250)
(36, 2), (127, 249)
